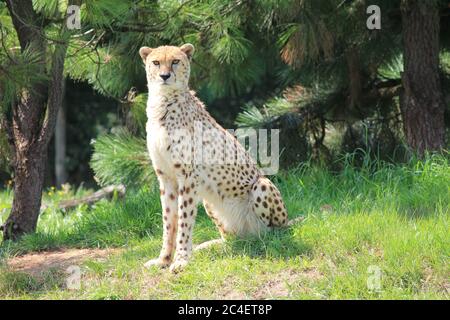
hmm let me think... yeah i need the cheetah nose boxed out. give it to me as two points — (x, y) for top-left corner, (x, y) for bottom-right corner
(160, 73), (170, 81)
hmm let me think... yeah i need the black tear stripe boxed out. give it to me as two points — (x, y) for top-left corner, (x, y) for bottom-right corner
(173, 68), (177, 83)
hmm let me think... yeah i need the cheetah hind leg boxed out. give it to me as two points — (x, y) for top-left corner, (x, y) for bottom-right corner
(250, 177), (304, 228)
(193, 238), (224, 251)
(194, 201), (227, 252)
(250, 177), (288, 227)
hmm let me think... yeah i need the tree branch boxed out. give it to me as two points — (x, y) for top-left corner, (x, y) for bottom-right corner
(40, 185), (126, 212)
(38, 37), (69, 147)
(6, 0), (48, 147)
(37, 1), (76, 146)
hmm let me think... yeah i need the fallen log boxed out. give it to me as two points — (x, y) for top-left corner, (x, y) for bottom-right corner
(40, 184), (126, 212)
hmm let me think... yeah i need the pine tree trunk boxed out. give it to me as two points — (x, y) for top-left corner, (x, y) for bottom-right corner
(3, 145), (47, 240)
(2, 0), (47, 241)
(400, 1), (446, 155)
(2, 0), (69, 241)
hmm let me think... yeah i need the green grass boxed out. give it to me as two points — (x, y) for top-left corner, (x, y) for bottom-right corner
(0, 155), (449, 299)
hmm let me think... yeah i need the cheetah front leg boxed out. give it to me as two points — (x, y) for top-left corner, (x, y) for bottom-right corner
(144, 176), (178, 269)
(170, 179), (198, 273)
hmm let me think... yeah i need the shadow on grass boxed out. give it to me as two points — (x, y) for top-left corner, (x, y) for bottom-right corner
(224, 223), (312, 260)
(0, 187), (163, 258)
(397, 204), (445, 220)
(0, 267), (66, 297)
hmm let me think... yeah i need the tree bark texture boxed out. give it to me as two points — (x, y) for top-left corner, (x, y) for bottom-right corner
(400, 0), (446, 155)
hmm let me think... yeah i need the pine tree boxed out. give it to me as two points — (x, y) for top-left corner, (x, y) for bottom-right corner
(0, 0), (148, 240)
(1, 0), (271, 239)
(90, 0), (449, 186)
(0, 0), (71, 240)
(235, 0), (449, 159)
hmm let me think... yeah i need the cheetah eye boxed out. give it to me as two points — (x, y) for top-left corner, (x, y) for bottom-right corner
(152, 61), (160, 66)
(172, 59), (180, 65)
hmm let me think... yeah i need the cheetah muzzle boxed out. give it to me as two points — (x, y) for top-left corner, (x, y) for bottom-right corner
(139, 44), (299, 273)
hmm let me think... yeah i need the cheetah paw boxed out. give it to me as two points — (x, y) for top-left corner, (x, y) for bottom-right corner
(144, 258), (170, 269)
(169, 259), (189, 273)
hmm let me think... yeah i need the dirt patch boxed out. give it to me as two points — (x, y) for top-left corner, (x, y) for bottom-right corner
(215, 268), (323, 300)
(253, 268), (323, 299)
(7, 248), (119, 277)
(254, 278), (290, 299)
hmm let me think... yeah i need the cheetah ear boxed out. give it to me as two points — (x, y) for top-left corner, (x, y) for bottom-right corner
(139, 46), (152, 63)
(180, 43), (195, 60)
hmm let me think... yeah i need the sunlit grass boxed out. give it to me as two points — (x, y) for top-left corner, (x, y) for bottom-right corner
(0, 155), (448, 299)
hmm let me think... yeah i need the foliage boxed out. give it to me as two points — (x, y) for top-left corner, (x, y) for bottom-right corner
(90, 130), (153, 188)
(378, 54), (404, 81)
(84, 0), (449, 176)
(81, 0), (446, 185)
(2, 0), (449, 182)
(41, 0), (444, 184)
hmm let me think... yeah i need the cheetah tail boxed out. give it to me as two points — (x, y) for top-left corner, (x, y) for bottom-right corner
(286, 216), (305, 227)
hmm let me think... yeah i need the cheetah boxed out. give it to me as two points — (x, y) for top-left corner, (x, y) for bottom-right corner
(139, 44), (300, 272)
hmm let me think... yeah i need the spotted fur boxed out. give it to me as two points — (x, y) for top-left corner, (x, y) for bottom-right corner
(140, 44), (289, 272)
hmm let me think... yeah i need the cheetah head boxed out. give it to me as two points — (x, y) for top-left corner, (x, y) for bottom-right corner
(139, 44), (194, 91)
